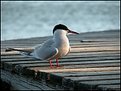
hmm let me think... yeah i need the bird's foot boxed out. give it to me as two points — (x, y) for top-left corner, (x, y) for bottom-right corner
(49, 60), (54, 68)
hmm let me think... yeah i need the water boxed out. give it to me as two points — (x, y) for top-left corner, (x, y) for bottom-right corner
(1, 1), (120, 41)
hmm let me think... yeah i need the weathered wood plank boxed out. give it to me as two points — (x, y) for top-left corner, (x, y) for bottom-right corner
(23, 63), (120, 76)
(74, 80), (120, 91)
(67, 51), (120, 57)
(1, 52), (20, 56)
(38, 67), (120, 73)
(35, 70), (120, 91)
(2, 58), (120, 65)
(64, 75), (120, 81)
(71, 46), (119, 52)
(51, 71), (120, 77)
(49, 74), (120, 90)
(98, 84), (120, 91)
(2, 60), (120, 72)
(78, 79), (120, 86)
(1, 70), (55, 90)
(71, 44), (119, 48)
(5, 60), (119, 71)
(35, 69), (120, 91)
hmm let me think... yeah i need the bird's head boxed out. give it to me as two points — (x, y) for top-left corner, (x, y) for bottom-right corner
(53, 24), (79, 35)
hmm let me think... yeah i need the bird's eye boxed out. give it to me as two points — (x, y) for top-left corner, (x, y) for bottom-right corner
(67, 30), (70, 33)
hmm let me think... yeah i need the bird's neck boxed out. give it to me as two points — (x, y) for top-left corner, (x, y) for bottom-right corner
(54, 29), (67, 37)
(53, 30), (69, 48)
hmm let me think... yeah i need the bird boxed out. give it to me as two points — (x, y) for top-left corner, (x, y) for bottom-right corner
(5, 24), (79, 68)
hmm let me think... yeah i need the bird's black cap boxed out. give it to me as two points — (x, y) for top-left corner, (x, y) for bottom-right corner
(53, 24), (69, 34)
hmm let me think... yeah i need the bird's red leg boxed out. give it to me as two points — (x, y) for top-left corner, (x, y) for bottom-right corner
(56, 58), (60, 67)
(49, 60), (53, 68)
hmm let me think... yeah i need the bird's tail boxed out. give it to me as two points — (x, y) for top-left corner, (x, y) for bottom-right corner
(5, 48), (19, 52)
(5, 48), (33, 57)
(5, 48), (30, 52)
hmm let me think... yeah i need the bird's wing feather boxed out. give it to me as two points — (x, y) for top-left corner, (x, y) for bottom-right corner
(32, 39), (58, 60)
(42, 47), (58, 60)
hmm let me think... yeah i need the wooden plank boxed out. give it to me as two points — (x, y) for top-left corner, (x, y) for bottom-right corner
(71, 40), (119, 44)
(64, 63), (120, 68)
(78, 79), (120, 86)
(1, 54), (120, 63)
(2, 60), (120, 72)
(1, 52), (20, 56)
(1, 55), (119, 70)
(1, 55), (119, 63)
(63, 54), (120, 59)
(64, 75), (120, 81)
(71, 44), (119, 48)
(74, 80), (120, 91)
(3, 58), (120, 65)
(38, 67), (120, 73)
(7, 60), (119, 70)
(26, 63), (120, 74)
(60, 56), (120, 61)
(39, 71), (120, 79)
(71, 46), (119, 52)
(1, 70), (55, 90)
(52, 71), (120, 77)
(68, 52), (119, 56)
(35, 70), (120, 91)
(98, 84), (120, 91)
(71, 50), (120, 54)
(1, 60), (120, 68)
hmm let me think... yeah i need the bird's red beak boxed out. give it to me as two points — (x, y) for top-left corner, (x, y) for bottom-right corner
(68, 30), (79, 34)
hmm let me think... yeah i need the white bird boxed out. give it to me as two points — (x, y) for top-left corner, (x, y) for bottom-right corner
(5, 24), (79, 68)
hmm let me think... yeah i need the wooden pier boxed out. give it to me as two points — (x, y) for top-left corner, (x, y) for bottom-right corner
(1, 30), (120, 90)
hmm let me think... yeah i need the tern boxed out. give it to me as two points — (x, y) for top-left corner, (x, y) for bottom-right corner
(5, 24), (79, 68)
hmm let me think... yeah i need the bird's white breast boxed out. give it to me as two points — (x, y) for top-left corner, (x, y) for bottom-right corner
(53, 30), (70, 58)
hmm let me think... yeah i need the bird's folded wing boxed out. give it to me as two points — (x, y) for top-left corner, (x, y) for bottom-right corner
(32, 46), (58, 60)
(43, 47), (58, 60)
(32, 39), (58, 60)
